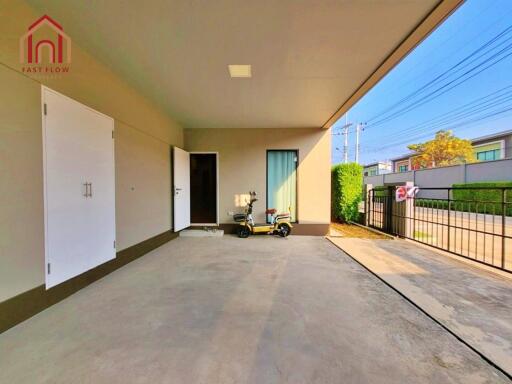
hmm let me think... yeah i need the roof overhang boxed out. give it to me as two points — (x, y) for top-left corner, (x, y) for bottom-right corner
(26, 0), (464, 129)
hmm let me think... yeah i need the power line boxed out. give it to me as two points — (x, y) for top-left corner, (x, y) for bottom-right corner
(363, 106), (512, 154)
(363, 85), (512, 145)
(396, 95), (512, 137)
(364, 25), (512, 128)
(377, 1), (506, 100)
(365, 109), (512, 153)
(367, 39), (512, 128)
(366, 25), (512, 124)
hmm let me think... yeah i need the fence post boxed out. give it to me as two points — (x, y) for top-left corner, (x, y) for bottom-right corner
(404, 181), (414, 238)
(447, 188), (451, 252)
(365, 184), (373, 227)
(502, 189), (506, 269)
(386, 186), (393, 233)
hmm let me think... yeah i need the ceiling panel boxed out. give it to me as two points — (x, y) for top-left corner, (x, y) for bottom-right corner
(27, 0), (445, 128)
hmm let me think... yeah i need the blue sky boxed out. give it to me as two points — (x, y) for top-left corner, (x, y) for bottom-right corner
(331, 0), (512, 165)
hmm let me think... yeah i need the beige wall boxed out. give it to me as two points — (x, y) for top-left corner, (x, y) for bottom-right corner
(184, 128), (331, 225)
(0, 1), (331, 303)
(115, 121), (172, 250)
(0, 2), (183, 302)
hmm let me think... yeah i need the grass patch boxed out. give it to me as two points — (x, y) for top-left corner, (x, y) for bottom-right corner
(414, 230), (432, 240)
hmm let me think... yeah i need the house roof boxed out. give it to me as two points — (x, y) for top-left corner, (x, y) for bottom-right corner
(471, 129), (512, 144)
(364, 161), (391, 168)
(390, 153), (414, 162)
(26, 0), (461, 129)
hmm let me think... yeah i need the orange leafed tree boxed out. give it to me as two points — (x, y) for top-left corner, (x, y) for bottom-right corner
(407, 130), (476, 169)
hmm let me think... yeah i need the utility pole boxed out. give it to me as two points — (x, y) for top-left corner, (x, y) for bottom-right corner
(344, 113), (349, 163)
(331, 113), (352, 163)
(342, 112), (351, 163)
(343, 126), (349, 163)
(337, 122), (352, 163)
(355, 123), (360, 164)
(355, 122), (366, 164)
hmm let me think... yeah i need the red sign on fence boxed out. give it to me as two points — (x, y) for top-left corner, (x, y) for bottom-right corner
(396, 185), (419, 202)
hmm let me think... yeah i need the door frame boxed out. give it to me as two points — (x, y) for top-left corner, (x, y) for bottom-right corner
(41, 85), (116, 289)
(189, 151), (219, 226)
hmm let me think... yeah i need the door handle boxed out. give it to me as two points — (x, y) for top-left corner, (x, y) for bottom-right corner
(175, 187), (182, 195)
(83, 182), (92, 198)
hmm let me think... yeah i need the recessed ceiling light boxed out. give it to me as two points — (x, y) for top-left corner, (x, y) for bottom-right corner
(228, 64), (251, 78)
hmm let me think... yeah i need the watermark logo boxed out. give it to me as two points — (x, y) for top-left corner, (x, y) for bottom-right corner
(19, 15), (71, 76)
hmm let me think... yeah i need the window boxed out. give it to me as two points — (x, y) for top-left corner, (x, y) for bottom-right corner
(267, 150), (297, 222)
(476, 149), (500, 161)
(398, 165), (408, 173)
(369, 169), (378, 176)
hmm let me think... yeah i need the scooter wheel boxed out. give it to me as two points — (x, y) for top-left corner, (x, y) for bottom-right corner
(237, 225), (251, 238)
(277, 224), (291, 237)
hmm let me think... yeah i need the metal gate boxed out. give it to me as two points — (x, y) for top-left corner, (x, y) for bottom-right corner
(366, 186), (512, 272)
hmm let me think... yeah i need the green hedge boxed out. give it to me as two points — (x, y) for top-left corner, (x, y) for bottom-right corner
(452, 181), (512, 216)
(372, 185), (389, 198)
(332, 163), (363, 222)
(415, 181), (512, 216)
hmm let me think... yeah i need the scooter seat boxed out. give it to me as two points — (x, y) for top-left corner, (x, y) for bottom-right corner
(265, 208), (277, 215)
(233, 213), (246, 222)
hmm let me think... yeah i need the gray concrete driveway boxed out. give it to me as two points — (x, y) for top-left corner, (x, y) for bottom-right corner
(0, 236), (508, 383)
(329, 236), (512, 378)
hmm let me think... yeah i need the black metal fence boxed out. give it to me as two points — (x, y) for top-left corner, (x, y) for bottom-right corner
(366, 186), (512, 272)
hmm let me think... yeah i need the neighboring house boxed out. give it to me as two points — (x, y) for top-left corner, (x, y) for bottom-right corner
(390, 129), (512, 172)
(391, 154), (414, 173)
(363, 161), (392, 176)
(472, 129), (512, 161)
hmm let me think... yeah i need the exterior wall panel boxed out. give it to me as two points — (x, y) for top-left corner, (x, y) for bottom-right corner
(0, 3), (183, 302)
(184, 128), (331, 225)
(365, 159), (512, 191)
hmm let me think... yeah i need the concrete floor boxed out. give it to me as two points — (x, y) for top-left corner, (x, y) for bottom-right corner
(329, 236), (512, 378)
(0, 236), (509, 383)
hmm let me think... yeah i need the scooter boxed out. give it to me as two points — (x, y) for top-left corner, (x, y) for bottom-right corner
(233, 191), (292, 238)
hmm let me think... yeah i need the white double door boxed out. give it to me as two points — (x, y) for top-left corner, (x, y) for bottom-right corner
(43, 87), (116, 288)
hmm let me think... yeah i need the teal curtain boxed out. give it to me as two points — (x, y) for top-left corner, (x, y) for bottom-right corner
(267, 151), (297, 222)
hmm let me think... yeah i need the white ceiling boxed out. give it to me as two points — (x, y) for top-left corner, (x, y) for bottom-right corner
(27, 0), (441, 128)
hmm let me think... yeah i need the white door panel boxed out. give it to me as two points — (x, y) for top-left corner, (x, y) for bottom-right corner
(173, 147), (190, 231)
(43, 87), (115, 288)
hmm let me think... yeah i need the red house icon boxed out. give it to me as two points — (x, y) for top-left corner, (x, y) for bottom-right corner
(19, 15), (71, 64)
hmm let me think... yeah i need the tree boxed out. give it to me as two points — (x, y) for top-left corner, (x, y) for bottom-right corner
(407, 130), (476, 169)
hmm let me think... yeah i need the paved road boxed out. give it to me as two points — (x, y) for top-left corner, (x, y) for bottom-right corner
(368, 204), (512, 270)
